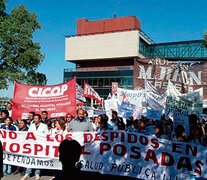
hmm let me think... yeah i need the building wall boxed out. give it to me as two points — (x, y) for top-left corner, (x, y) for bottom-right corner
(77, 16), (141, 36)
(65, 30), (140, 61)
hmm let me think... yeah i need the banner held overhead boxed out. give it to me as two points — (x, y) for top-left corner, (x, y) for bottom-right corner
(12, 77), (76, 119)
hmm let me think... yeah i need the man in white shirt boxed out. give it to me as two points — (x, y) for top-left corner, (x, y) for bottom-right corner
(21, 114), (48, 180)
(28, 114), (48, 134)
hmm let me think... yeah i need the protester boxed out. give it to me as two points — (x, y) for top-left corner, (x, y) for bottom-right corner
(51, 118), (66, 134)
(0, 110), (9, 124)
(189, 126), (203, 145)
(11, 120), (28, 175)
(18, 120), (28, 131)
(1, 117), (16, 175)
(53, 139), (83, 179)
(109, 110), (125, 130)
(96, 114), (113, 131)
(125, 116), (134, 132)
(26, 111), (35, 128)
(6, 102), (12, 117)
(173, 125), (189, 142)
(83, 110), (88, 119)
(0, 141), (3, 179)
(41, 111), (49, 124)
(152, 123), (168, 139)
(134, 119), (150, 135)
(65, 113), (73, 129)
(67, 109), (94, 132)
(1, 117), (16, 131)
(92, 116), (100, 130)
(21, 114), (48, 180)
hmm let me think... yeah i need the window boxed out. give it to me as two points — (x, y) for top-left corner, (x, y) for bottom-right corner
(99, 78), (104, 87)
(93, 78), (98, 87)
(105, 78), (109, 87)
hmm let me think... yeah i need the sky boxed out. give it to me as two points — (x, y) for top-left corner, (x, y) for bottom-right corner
(1, 0), (207, 98)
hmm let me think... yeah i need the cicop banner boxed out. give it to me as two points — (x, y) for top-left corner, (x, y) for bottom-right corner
(12, 78), (76, 119)
(1, 129), (207, 179)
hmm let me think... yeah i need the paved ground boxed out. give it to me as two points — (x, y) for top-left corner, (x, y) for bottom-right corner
(2, 174), (53, 180)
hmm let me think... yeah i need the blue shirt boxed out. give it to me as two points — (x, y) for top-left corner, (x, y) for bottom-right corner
(1, 124), (16, 131)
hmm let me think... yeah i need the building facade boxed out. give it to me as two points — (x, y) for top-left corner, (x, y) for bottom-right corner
(64, 16), (207, 99)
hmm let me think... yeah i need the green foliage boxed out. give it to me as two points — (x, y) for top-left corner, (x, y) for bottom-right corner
(203, 31), (207, 49)
(0, 0), (47, 89)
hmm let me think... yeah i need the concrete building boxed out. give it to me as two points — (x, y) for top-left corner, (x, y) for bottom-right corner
(64, 16), (207, 99)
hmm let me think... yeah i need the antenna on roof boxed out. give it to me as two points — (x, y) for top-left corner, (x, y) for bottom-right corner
(113, 1), (117, 18)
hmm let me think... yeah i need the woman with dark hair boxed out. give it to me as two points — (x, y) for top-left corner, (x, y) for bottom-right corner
(0, 110), (9, 124)
(152, 123), (168, 139)
(97, 114), (113, 131)
(109, 110), (125, 130)
(134, 119), (150, 135)
(173, 125), (189, 142)
(190, 126), (203, 145)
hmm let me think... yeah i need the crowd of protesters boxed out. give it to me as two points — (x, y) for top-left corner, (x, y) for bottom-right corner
(0, 102), (207, 179)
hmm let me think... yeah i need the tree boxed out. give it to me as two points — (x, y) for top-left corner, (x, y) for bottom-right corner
(0, 0), (47, 89)
(203, 31), (207, 49)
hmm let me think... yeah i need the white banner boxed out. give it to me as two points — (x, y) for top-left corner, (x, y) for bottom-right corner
(145, 80), (167, 110)
(1, 129), (207, 179)
(166, 81), (203, 115)
(117, 88), (146, 107)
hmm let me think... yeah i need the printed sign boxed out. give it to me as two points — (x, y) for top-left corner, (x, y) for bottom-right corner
(1, 129), (207, 179)
(146, 109), (162, 120)
(111, 82), (118, 94)
(12, 78), (76, 119)
(133, 58), (207, 107)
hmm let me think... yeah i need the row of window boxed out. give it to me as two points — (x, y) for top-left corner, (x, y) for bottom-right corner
(76, 77), (133, 88)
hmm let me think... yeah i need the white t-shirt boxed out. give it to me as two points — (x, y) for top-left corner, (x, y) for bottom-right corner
(28, 122), (48, 134)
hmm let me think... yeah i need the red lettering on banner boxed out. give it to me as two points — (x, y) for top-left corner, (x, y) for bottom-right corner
(144, 149), (158, 164)
(22, 144), (31, 154)
(34, 144), (43, 155)
(9, 131), (17, 139)
(139, 136), (148, 145)
(194, 160), (204, 176)
(110, 132), (119, 141)
(2, 142), (6, 151)
(55, 134), (64, 142)
(128, 133), (137, 143)
(120, 132), (125, 142)
(46, 134), (54, 142)
(177, 157), (192, 171)
(25, 132), (36, 140)
(81, 145), (91, 155)
(151, 138), (159, 149)
(94, 133), (100, 141)
(65, 134), (72, 140)
(161, 152), (174, 166)
(113, 144), (127, 156)
(130, 146), (141, 159)
(101, 132), (109, 141)
(52, 146), (59, 157)
(0, 130), (6, 138)
(84, 133), (93, 143)
(45, 145), (50, 156)
(100, 143), (111, 155)
(9, 143), (20, 153)
(172, 143), (182, 154)
(186, 144), (197, 157)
